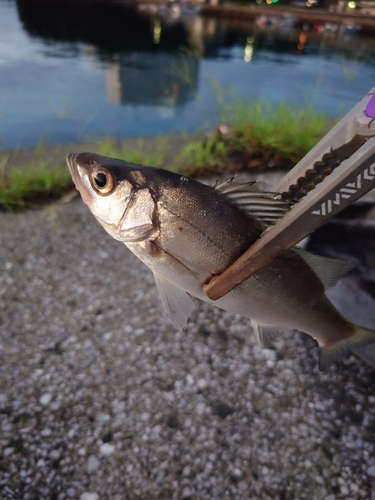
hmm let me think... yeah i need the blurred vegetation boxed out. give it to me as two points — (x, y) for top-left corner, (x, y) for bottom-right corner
(0, 98), (338, 211)
(97, 137), (170, 170)
(178, 97), (336, 176)
(0, 152), (73, 211)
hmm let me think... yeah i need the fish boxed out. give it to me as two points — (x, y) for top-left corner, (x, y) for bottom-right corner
(66, 152), (375, 369)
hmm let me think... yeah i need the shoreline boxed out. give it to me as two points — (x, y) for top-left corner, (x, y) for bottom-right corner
(2, 128), (375, 206)
(114, 0), (375, 31)
(200, 4), (375, 31)
(0, 133), (203, 172)
(31, 135), (375, 215)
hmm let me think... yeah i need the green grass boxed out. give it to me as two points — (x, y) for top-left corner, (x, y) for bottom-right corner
(177, 98), (336, 175)
(97, 137), (169, 168)
(0, 98), (339, 211)
(228, 98), (333, 161)
(0, 156), (73, 211)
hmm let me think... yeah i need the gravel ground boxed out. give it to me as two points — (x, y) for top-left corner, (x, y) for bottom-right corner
(1, 187), (375, 500)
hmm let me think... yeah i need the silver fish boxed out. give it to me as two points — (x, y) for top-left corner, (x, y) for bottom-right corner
(67, 152), (375, 368)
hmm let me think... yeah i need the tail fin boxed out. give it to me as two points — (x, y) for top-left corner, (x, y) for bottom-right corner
(320, 325), (375, 370)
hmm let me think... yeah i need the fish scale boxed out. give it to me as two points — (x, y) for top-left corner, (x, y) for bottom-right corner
(156, 188), (260, 281)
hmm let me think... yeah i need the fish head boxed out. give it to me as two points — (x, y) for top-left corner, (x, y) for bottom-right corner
(66, 152), (158, 242)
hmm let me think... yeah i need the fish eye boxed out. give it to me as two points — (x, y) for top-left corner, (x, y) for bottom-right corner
(92, 169), (115, 194)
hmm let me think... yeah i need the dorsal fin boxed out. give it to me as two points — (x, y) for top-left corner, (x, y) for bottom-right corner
(295, 249), (353, 290)
(213, 177), (256, 193)
(211, 176), (239, 190)
(213, 178), (292, 227)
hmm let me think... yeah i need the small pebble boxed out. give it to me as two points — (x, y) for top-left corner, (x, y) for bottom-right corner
(80, 493), (99, 500)
(238, 481), (248, 491)
(340, 485), (349, 496)
(87, 455), (100, 473)
(182, 486), (192, 498)
(39, 393), (52, 406)
(197, 378), (208, 389)
(99, 443), (115, 456)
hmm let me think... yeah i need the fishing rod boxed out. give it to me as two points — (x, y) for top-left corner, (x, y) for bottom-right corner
(204, 86), (375, 301)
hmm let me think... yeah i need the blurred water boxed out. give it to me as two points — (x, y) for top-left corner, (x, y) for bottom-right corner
(1, 0), (375, 149)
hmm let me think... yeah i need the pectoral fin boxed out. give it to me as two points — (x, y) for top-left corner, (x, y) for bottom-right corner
(250, 320), (286, 347)
(153, 272), (195, 330)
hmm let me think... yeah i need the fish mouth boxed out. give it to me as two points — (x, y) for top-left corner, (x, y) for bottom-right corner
(66, 152), (102, 208)
(66, 153), (82, 191)
(66, 153), (78, 176)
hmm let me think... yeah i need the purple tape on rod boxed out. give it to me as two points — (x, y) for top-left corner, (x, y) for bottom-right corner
(365, 93), (375, 118)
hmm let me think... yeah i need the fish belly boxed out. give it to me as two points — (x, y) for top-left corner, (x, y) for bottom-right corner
(125, 240), (353, 346)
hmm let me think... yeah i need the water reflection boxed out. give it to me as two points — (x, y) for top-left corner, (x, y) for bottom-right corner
(16, 0), (189, 51)
(16, 0), (375, 69)
(0, 0), (374, 147)
(16, 0), (202, 114)
(105, 52), (198, 107)
(244, 36), (255, 62)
